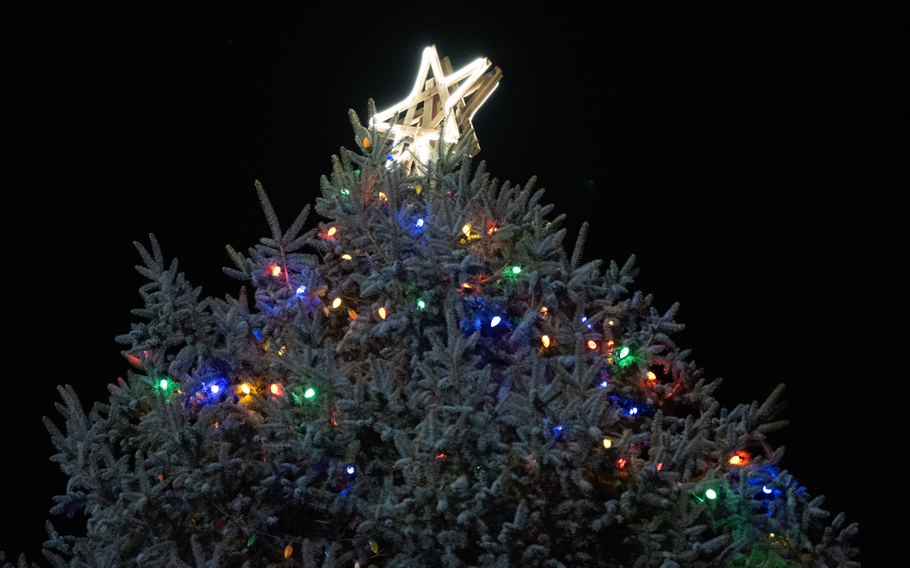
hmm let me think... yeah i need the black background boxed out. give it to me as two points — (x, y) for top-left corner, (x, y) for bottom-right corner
(3, 3), (895, 563)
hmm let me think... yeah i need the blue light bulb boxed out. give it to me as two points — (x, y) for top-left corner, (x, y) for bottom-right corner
(296, 285), (306, 295)
(346, 466), (355, 474)
(416, 219), (424, 227)
(763, 486), (772, 494)
(491, 316), (501, 327)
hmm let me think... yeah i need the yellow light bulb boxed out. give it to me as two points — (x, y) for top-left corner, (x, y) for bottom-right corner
(416, 184), (422, 194)
(270, 265), (281, 276)
(332, 298), (342, 308)
(542, 335), (550, 348)
(378, 307), (387, 319)
(327, 227), (337, 236)
(379, 192), (387, 201)
(342, 254), (352, 260)
(241, 384), (251, 394)
(587, 340), (597, 349)
(603, 439), (612, 448)
(647, 371), (656, 380)
(462, 223), (471, 236)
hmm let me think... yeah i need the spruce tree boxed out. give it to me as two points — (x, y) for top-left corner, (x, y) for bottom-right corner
(3, 99), (859, 567)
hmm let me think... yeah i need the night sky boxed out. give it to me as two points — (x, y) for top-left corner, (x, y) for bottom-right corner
(3, 4), (891, 563)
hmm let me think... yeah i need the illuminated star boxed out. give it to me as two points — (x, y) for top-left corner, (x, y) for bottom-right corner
(369, 45), (502, 172)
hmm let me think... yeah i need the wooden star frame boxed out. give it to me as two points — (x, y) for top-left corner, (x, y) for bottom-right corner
(369, 45), (502, 173)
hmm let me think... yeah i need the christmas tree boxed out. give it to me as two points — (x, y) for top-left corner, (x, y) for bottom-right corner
(3, 46), (860, 568)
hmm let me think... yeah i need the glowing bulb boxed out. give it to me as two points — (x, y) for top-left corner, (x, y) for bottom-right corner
(342, 254), (352, 260)
(617, 459), (626, 468)
(608, 320), (614, 326)
(296, 285), (306, 295)
(346, 466), (355, 474)
(656, 462), (663, 471)
(348, 309), (357, 319)
(270, 383), (283, 396)
(416, 218), (424, 227)
(540, 307), (547, 316)
(600, 380), (607, 387)
(603, 439), (612, 448)
(363, 137), (370, 147)
(491, 316), (501, 327)
(462, 223), (471, 236)
(378, 307), (387, 319)
(729, 451), (749, 465)
(284, 545), (293, 558)
(417, 299), (425, 309)
(706, 489), (717, 500)
(327, 227), (337, 237)
(542, 335), (550, 348)
(587, 340), (597, 349)
(379, 192), (387, 201)
(332, 298), (342, 308)
(241, 384), (251, 394)
(159, 379), (168, 389)
(619, 346), (630, 358)
(629, 407), (638, 415)
(606, 340), (614, 347)
(647, 371), (656, 380)
(763, 486), (772, 494)
(512, 266), (521, 274)
(270, 265), (281, 276)
(210, 384), (219, 393)
(304, 388), (315, 398)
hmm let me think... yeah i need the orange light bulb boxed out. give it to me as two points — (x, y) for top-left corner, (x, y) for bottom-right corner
(270, 265), (281, 276)
(327, 227), (337, 237)
(647, 371), (657, 380)
(378, 307), (387, 319)
(542, 335), (550, 348)
(587, 340), (597, 350)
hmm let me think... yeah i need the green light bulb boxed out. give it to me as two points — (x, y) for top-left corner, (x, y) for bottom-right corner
(304, 388), (315, 398)
(706, 489), (717, 500)
(619, 347), (630, 359)
(159, 379), (168, 390)
(417, 299), (426, 309)
(512, 266), (521, 274)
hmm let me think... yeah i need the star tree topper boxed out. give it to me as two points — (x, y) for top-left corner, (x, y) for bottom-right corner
(369, 45), (502, 173)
